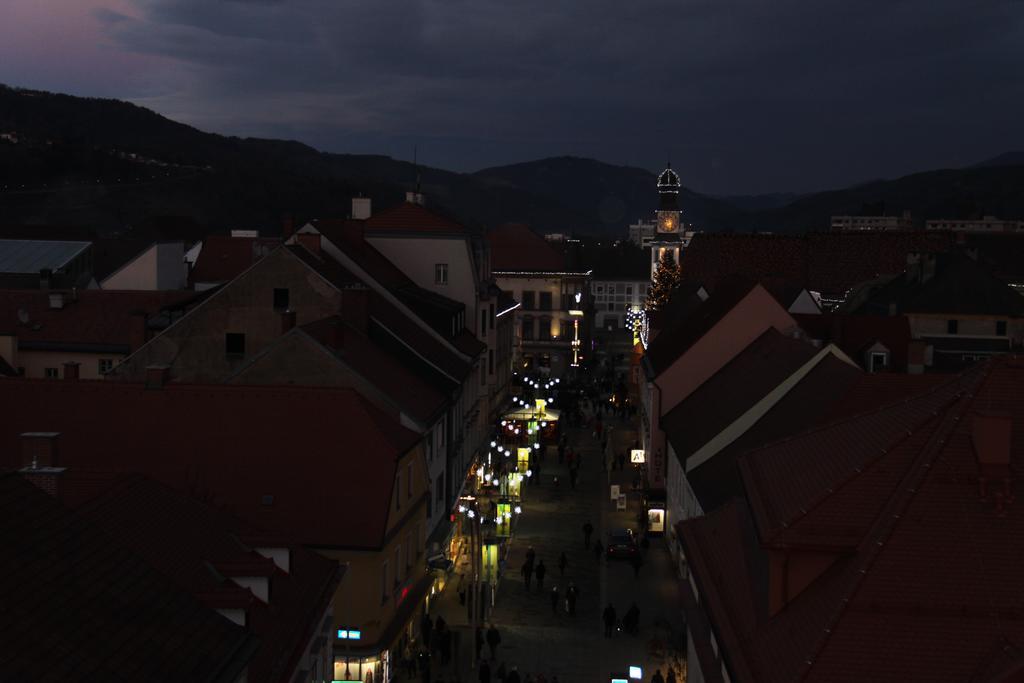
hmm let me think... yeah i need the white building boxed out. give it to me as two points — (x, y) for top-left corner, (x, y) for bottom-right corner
(830, 212), (913, 231)
(925, 215), (1023, 232)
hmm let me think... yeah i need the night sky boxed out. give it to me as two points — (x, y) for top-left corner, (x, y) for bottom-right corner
(2, 0), (1022, 194)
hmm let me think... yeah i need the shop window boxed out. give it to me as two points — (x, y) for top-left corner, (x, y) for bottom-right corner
(522, 291), (535, 310)
(947, 319), (958, 334)
(272, 287), (289, 311)
(997, 320), (1007, 336)
(539, 292), (552, 311)
(225, 333), (245, 357)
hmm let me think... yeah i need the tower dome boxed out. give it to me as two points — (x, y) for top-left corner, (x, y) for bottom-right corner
(657, 163), (680, 193)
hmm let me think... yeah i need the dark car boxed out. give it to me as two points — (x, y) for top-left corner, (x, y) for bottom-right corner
(606, 528), (639, 559)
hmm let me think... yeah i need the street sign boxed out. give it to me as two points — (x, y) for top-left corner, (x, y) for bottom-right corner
(630, 449), (645, 464)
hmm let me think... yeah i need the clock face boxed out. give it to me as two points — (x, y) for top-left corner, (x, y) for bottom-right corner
(658, 212), (678, 233)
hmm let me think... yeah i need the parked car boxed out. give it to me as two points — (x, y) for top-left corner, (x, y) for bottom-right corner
(606, 528), (639, 559)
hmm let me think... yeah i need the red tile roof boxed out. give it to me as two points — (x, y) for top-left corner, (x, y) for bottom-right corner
(364, 202), (466, 234)
(0, 380), (421, 549)
(189, 235), (281, 285)
(644, 279), (762, 377)
(0, 289), (203, 352)
(794, 313), (913, 370)
(681, 358), (1024, 683)
(0, 472), (256, 682)
(681, 232), (955, 299)
(69, 473), (342, 683)
(488, 223), (568, 272)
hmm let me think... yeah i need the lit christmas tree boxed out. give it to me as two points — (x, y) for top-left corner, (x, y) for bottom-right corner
(645, 250), (681, 312)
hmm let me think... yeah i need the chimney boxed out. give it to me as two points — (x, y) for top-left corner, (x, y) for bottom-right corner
(352, 197), (372, 220)
(129, 311), (148, 352)
(340, 287), (369, 333)
(973, 413), (1013, 511)
(282, 214), (295, 241)
(145, 364), (171, 389)
(62, 361), (80, 381)
(907, 340), (927, 374)
(297, 232), (321, 257)
(280, 309), (297, 334)
(39, 268), (52, 290)
(49, 292), (65, 310)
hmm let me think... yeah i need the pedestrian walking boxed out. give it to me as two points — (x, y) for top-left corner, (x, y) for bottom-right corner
(521, 560), (533, 590)
(479, 659), (491, 683)
(630, 553), (643, 579)
(558, 552), (568, 576)
(651, 670), (665, 683)
(550, 585), (560, 613)
(583, 521), (593, 549)
(486, 623), (501, 660)
(594, 540), (604, 560)
(526, 546), (536, 567)
(666, 669), (677, 683)
(602, 603), (617, 638)
(535, 560), (546, 590)
(566, 582), (578, 615)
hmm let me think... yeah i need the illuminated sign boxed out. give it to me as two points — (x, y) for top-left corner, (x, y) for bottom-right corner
(629, 667), (642, 680)
(336, 629), (362, 640)
(630, 449), (646, 464)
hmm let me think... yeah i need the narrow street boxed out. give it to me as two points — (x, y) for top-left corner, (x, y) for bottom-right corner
(429, 398), (685, 683)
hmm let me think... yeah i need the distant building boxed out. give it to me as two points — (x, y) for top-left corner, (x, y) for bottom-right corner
(489, 223), (591, 375)
(0, 239), (94, 289)
(591, 278), (648, 331)
(830, 211), (913, 231)
(627, 218), (657, 248)
(925, 215), (1023, 232)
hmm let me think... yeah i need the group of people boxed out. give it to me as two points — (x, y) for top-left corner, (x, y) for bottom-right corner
(520, 545), (580, 616)
(601, 602), (641, 637)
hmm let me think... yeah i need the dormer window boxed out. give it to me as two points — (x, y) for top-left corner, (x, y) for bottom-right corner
(435, 263), (448, 285)
(869, 351), (888, 373)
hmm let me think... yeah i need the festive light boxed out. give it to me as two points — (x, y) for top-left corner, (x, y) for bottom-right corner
(467, 510), (476, 519)
(514, 505), (522, 514)
(490, 440), (496, 448)
(526, 469), (533, 477)
(458, 505), (466, 513)
(533, 443), (540, 450)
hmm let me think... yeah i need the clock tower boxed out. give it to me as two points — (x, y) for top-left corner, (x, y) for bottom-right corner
(650, 162), (683, 278)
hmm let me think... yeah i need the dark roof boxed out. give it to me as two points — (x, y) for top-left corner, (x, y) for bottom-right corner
(795, 313), (913, 370)
(854, 252), (1024, 317)
(295, 316), (449, 423)
(308, 219), (414, 291)
(0, 239), (90, 273)
(190, 235), (281, 285)
(69, 474), (342, 683)
(488, 223), (569, 272)
(680, 359), (1024, 683)
(0, 289), (203, 352)
(644, 279), (759, 377)
(364, 202), (466, 234)
(681, 231), (956, 299)
(685, 353), (862, 511)
(0, 472), (256, 683)
(662, 329), (820, 462)
(0, 380), (421, 549)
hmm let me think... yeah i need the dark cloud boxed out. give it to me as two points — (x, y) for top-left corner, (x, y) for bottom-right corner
(100, 0), (1024, 193)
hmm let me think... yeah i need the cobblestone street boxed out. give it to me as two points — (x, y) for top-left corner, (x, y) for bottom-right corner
(426, 404), (685, 683)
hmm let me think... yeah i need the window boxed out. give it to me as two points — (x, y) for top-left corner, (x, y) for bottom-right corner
(407, 532), (413, 567)
(522, 291), (535, 310)
(539, 292), (552, 311)
(522, 315), (534, 340)
(489, 349), (494, 375)
(997, 320), (1008, 336)
(225, 333), (246, 357)
(272, 288), (289, 311)
(869, 352), (888, 373)
(481, 309), (487, 337)
(395, 473), (401, 511)
(626, 286), (633, 296)
(489, 303), (494, 330)
(947, 319), (958, 334)
(480, 360), (487, 385)
(608, 302), (616, 311)
(381, 561), (389, 600)
(436, 474), (444, 503)
(407, 463), (413, 499)
(395, 546), (402, 583)
(98, 358), (113, 374)
(538, 316), (552, 341)
(435, 263), (448, 285)
(44, 367), (59, 379)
